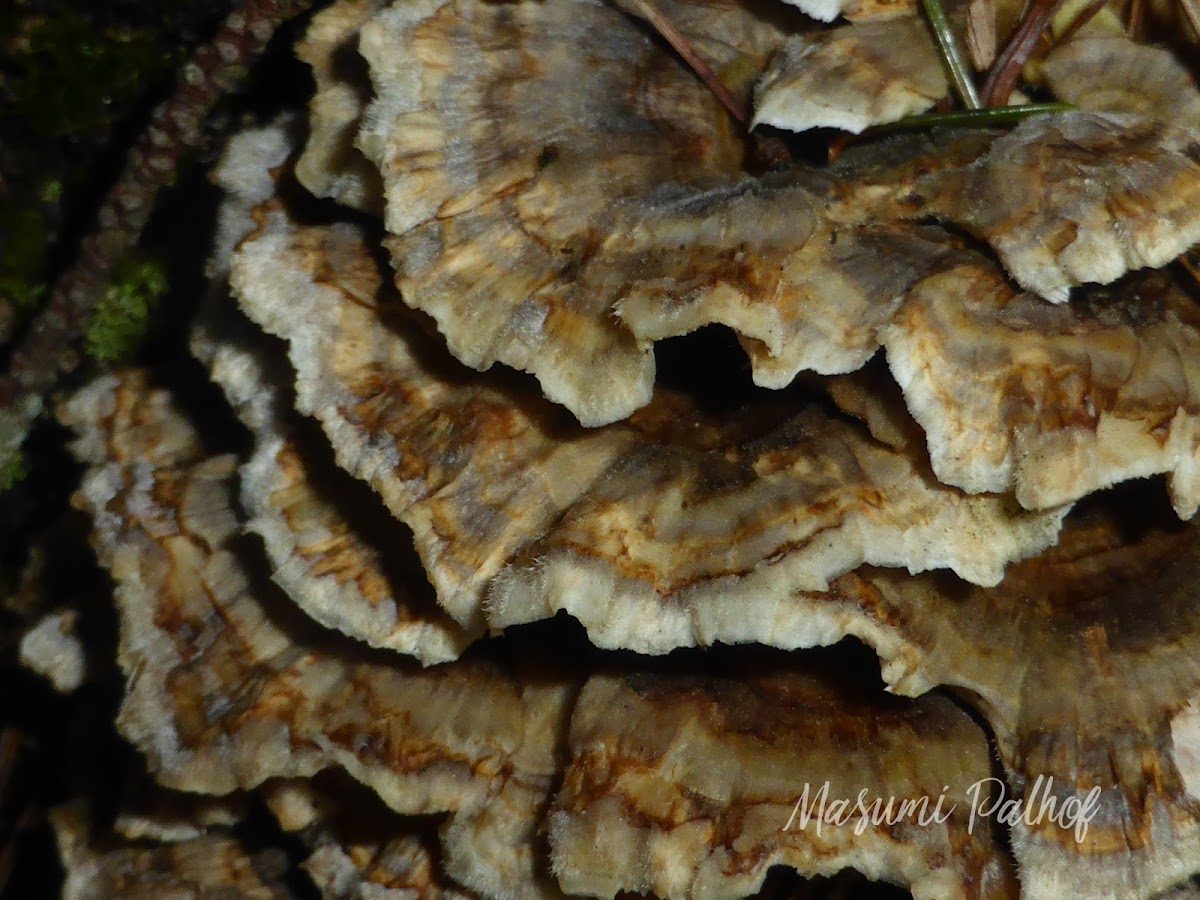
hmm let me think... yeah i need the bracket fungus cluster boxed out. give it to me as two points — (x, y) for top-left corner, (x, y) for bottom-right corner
(24, 0), (1200, 896)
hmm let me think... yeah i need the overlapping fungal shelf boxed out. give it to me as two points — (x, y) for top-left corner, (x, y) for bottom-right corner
(42, 0), (1200, 896)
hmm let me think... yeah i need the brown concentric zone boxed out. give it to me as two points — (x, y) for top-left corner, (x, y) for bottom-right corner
(832, 482), (1200, 860)
(550, 667), (1012, 897)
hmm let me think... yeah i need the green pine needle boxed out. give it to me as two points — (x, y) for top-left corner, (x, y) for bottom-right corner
(920, 0), (983, 110)
(875, 102), (1073, 133)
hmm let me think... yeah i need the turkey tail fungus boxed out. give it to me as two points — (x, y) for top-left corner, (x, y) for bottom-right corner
(7, 0), (1200, 896)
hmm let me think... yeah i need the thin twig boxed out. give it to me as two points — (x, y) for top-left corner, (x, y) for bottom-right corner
(0, 728), (18, 895)
(1053, 0), (1110, 46)
(980, 0), (1067, 106)
(1179, 250), (1200, 287)
(0, 0), (316, 477)
(0, 728), (18, 802)
(0, 833), (13, 898)
(921, 0), (984, 109)
(1127, 0), (1145, 36)
(1179, 0), (1200, 41)
(624, 0), (749, 125)
(0, 800), (35, 896)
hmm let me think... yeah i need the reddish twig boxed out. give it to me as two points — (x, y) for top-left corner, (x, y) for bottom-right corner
(1179, 250), (1200, 287)
(0, 0), (316, 473)
(980, 0), (1067, 106)
(0, 832), (13, 897)
(0, 799), (36, 896)
(1053, 0), (1111, 46)
(0, 727), (20, 896)
(1127, 0), (1145, 36)
(0, 728), (18, 800)
(623, 0), (749, 126)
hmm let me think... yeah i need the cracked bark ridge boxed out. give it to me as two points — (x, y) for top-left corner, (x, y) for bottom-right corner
(0, 0), (317, 475)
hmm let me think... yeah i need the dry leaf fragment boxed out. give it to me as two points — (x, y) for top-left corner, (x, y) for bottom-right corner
(967, 0), (998, 69)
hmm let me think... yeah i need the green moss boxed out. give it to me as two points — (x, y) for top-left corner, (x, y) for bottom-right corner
(40, 179), (64, 204)
(0, 448), (27, 492)
(84, 257), (168, 363)
(0, 202), (49, 324)
(0, 7), (178, 139)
